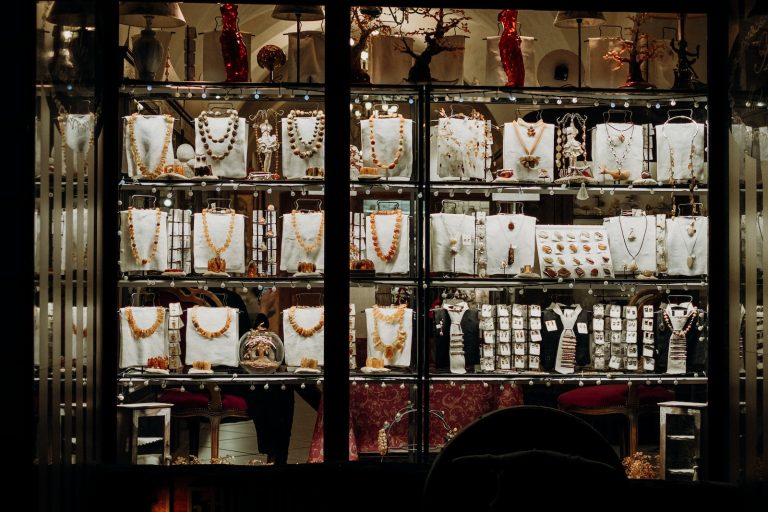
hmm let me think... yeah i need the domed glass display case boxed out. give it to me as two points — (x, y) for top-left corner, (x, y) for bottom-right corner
(239, 327), (284, 373)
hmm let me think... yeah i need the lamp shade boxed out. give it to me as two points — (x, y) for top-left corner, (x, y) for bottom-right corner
(271, 5), (325, 21)
(554, 11), (607, 28)
(47, 1), (96, 26)
(647, 12), (706, 19)
(119, 2), (186, 28)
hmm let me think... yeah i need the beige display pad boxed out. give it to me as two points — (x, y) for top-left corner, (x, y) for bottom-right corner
(502, 120), (555, 182)
(433, 118), (490, 180)
(665, 216), (708, 276)
(184, 307), (239, 367)
(656, 122), (707, 183)
(535, 225), (613, 279)
(484, 214), (537, 275)
(194, 116), (248, 178)
(281, 117), (325, 179)
(120, 209), (168, 272)
(359, 117), (414, 180)
(603, 215), (658, 274)
(122, 115), (175, 177)
(280, 211), (325, 272)
(193, 212), (246, 274)
(430, 213), (476, 274)
(365, 213), (410, 274)
(119, 307), (167, 368)
(365, 307), (414, 367)
(283, 307), (325, 366)
(591, 123), (644, 182)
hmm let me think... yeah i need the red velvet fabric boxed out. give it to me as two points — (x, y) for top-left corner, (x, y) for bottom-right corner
(308, 382), (525, 462)
(558, 385), (674, 409)
(159, 389), (247, 411)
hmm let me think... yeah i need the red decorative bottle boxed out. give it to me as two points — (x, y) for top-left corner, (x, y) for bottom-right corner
(498, 9), (525, 87)
(219, 3), (249, 82)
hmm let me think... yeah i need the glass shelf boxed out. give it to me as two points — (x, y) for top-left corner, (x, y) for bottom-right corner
(117, 369), (418, 384)
(427, 372), (708, 385)
(118, 178), (325, 192)
(118, 276), (325, 289)
(428, 277), (708, 289)
(120, 79), (325, 100)
(428, 182), (707, 195)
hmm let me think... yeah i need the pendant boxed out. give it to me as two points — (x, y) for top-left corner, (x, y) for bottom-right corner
(627, 228), (637, 242)
(384, 345), (395, 360)
(507, 246), (515, 265)
(449, 239), (459, 255)
(519, 155), (541, 169)
(527, 126), (536, 137)
(246, 260), (259, 278)
(687, 255), (695, 269)
(627, 259), (638, 272)
(687, 223), (697, 237)
(208, 257), (227, 273)
(618, 133), (625, 143)
(508, 221), (515, 231)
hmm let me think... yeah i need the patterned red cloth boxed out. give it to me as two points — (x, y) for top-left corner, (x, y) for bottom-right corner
(558, 384), (675, 409)
(308, 382), (524, 462)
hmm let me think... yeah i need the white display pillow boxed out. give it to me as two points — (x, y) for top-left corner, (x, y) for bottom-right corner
(281, 116), (325, 179)
(369, 35), (414, 84)
(360, 116), (413, 180)
(194, 115), (248, 178)
(119, 209), (168, 272)
(365, 307), (414, 367)
(502, 119), (555, 182)
(430, 213), (476, 274)
(280, 211), (325, 272)
(591, 123), (644, 182)
(193, 211), (246, 274)
(283, 306), (325, 366)
(365, 212), (410, 274)
(656, 122), (707, 183)
(184, 307), (240, 367)
(603, 215), (657, 274)
(434, 117), (490, 180)
(119, 307), (167, 368)
(484, 214), (536, 275)
(665, 216), (708, 276)
(122, 115), (175, 177)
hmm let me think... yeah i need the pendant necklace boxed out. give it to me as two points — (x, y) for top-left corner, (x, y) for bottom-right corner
(512, 120), (545, 169)
(604, 123), (635, 170)
(662, 121), (698, 182)
(617, 216), (648, 272)
(676, 217), (700, 269)
(440, 214), (462, 256)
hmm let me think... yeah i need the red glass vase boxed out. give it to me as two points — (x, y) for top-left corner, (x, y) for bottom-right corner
(498, 9), (525, 87)
(219, 3), (249, 82)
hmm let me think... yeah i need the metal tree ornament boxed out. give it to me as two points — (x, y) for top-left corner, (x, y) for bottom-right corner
(350, 6), (392, 83)
(396, 8), (471, 83)
(603, 13), (664, 89)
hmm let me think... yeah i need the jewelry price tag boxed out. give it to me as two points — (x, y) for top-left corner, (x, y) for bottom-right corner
(609, 305), (621, 318)
(624, 306), (638, 319)
(545, 320), (557, 332)
(169, 331), (180, 343)
(577, 322), (588, 334)
(610, 318), (623, 331)
(643, 346), (655, 357)
(673, 308), (686, 317)
(512, 304), (526, 317)
(514, 342), (527, 355)
(625, 331), (638, 343)
(529, 305), (541, 317)
(529, 342), (541, 355)
(168, 317), (182, 330)
(593, 304), (605, 318)
(168, 344), (180, 356)
(498, 343), (511, 356)
(593, 318), (605, 331)
(514, 329), (526, 342)
(498, 330), (511, 343)
(499, 317), (511, 330)
(594, 331), (605, 344)
(462, 233), (472, 246)
(169, 303), (182, 316)
(642, 318), (654, 331)
(512, 317), (524, 329)
(530, 329), (542, 341)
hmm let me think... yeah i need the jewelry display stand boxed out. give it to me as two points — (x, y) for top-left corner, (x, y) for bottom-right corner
(164, 209), (192, 276)
(502, 119), (555, 182)
(251, 207), (277, 276)
(194, 110), (248, 178)
(184, 306), (240, 367)
(360, 115), (414, 180)
(365, 306), (414, 367)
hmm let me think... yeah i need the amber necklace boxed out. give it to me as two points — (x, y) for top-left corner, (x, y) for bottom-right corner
(198, 109), (239, 161)
(369, 210), (402, 262)
(287, 109), (325, 159)
(662, 304), (698, 336)
(372, 305), (407, 361)
(662, 121), (698, 182)
(287, 306), (324, 337)
(125, 307), (165, 339)
(369, 114), (405, 170)
(190, 306), (232, 339)
(127, 113), (174, 178)
(291, 210), (324, 254)
(201, 208), (236, 273)
(127, 207), (162, 266)
(512, 120), (545, 169)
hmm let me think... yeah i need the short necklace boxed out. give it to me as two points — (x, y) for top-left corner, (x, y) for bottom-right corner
(617, 216), (648, 272)
(369, 114), (406, 170)
(369, 209), (402, 262)
(58, 113), (95, 175)
(604, 124), (635, 168)
(662, 122), (698, 182)
(512, 120), (545, 169)
(676, 217), (700, 270)
(291, 210), (324, 254)
(372, 305), (407, 361)
(190, 306), (232, 339)
(663, 305), (698, 336)
(287, 306), (324, 337)
(201, 208), (237, 273)
(127, 207), (162, 266)
(198, 109), (239, 161)
(125, 306), (165, 339)
(287, 109), (325, 159)
(127, 113), (174, 178)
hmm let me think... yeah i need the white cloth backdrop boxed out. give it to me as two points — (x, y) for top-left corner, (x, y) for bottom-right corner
(119, 307), (167, 368)
(283, 307), (325, 366)
(655, 122), (707, 183)
(591, 123), (644, 182)
(360, 117), (414, 180)
(280, 211), (325, 272)
(502, 120), (555, 182)
(122, 115), (175, 177)
(484, 214), (536, 275)
(430, 213), (476, 274)
(184, 307), (240, 367)
(284, 31), (325, 83)
(281, 117), (325, 179)
(365, 213), (410, 274)
(434, 118), (489, 180)
(194, 116), (248, 178)
(665, 216), (708, 276)
(365, 307), (414, 367)
(193, 212), (245, 274)
(119, 209), (168, 272)
(603, 215), (657, 274)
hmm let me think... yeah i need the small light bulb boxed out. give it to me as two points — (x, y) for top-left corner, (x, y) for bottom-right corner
(670, 99), (677, 106)
(571, 97), (578, 104)
(163, 198), (172, 207)
(610, 101), (616, 108)
(623, 101), (630, 108)
(556, 98), (563, 105)
(364, 102), (373, 110)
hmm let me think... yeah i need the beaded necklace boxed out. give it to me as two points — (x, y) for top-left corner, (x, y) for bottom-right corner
(127, 113), (174, 178)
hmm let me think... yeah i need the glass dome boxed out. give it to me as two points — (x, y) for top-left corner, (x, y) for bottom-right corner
(239, 327), (284, 373)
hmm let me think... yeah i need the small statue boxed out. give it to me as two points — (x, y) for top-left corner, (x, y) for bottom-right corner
(256, 120), (278, 173)
(670, 37), (702, 89)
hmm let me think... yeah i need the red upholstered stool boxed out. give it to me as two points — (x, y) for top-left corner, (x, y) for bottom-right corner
(160, 384), (250, 459)
(558, 384), (674, 457)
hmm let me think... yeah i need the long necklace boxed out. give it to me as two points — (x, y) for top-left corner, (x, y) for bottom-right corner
(617, 216), (648, 272)
(287, 109), (325, 159)
(291, 210), (324, 254)
(58, 113), (95, 175)
(190, 306), (232, 339)
(512, 120), (545, 169)
(496, 215), (519, 266)
(662, 122), (697, 183)
(198, 109), (239, 161)
(127, 113), (174, 178)
(125, 306), (165, 339)
(604, 123), (635, 169)
(369, 209), (402, 262)
(439, 214), (462, 256)
(372, 305), (407, 361)
(287, 306), (324, 337)
(676, 217), (700, 270)
(201, 208), (237, 273)
(662, 305), (698, 336)
(369, 114), (405, 170)
(127, 207), (162, 266)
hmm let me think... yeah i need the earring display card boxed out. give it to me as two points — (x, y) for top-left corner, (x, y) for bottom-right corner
(165, 209), (191, 273)
(349, 305), (356, 369)
(535, 225), (613, 280)
(350, 211), (365, 262)
(252, 208), (278, 276)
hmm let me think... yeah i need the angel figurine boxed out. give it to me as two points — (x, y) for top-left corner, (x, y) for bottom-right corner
(256, 120), (278, 173)
(555, 113), (593, 184)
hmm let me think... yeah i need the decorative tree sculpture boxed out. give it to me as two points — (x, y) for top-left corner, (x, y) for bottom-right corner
(396, 8), (471, 83)
(603, 13), (663, 89)
(350, 6), (392, 83)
